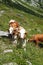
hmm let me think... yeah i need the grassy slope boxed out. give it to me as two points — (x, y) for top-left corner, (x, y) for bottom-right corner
(13, 0), (43, 17)
(0, 3), (43, 65)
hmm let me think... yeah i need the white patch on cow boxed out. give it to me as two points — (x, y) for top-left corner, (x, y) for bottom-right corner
(19, 28), (26, 38)
(12, 40), (17, 44)
(13, 35), (17, 44)
(22, 39), (26, 47)
(14, 35), (17, 39)
(9, 27), (14, 34)
(9, 19), (15, 23)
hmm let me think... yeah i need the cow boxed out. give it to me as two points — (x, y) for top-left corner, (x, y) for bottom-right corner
(8, 20), (27, 51)
(28, 34), (43, 46)
(8, 19), (19, 44)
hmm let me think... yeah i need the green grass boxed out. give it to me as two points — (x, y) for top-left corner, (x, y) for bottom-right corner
(0, 3), (43, 65)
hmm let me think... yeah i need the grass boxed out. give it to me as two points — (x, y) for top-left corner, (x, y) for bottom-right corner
(0, 3), (43, 65)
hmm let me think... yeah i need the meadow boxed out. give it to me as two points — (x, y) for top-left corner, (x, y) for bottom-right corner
(0, 3), (43, 65)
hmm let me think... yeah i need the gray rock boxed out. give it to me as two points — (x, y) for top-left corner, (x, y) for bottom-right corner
(3, 49), (13, 53)
(26, 60), (32, 65)
(0, 31), (9, 37)
(0, 10), (5, 16)
(3, 62), (18, 65)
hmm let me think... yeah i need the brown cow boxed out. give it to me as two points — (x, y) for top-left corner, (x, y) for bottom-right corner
(28, 34), (43, 46)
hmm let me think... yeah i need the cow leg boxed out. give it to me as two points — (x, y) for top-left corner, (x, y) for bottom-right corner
(13, 39), (17, 44)
(22, 39), (27, 51)
(12, 35), (18, 46)
(35, 40), (39, 46)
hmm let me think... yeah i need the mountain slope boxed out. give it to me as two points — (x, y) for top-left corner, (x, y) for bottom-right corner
(11, 0), (43, 17)
(0, 0), (43, 17)
(0, 2), (43, 65)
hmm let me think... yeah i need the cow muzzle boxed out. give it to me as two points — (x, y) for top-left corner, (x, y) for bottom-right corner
(9, 27), (14, 34)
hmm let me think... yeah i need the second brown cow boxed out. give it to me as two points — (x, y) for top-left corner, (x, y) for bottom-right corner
(28, 34), (43, 46)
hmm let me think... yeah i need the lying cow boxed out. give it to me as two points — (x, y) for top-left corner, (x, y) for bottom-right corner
(28, 34), (43, 46)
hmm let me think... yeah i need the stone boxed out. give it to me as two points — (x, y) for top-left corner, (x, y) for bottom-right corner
(0, 31), (9, 37)
(26, 60), (32, 65)
(3, 62), (18, 65)
(3, 49), (13, 53)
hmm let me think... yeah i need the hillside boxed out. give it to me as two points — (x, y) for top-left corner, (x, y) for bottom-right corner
(12, 0), (43, 17)
(0, 0), (43, 17)
(0, 2), (43, 65)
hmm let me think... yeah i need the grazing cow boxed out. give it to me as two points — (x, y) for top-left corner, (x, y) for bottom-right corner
(28, 34), (43, 46)
(18, 26), (27, 51)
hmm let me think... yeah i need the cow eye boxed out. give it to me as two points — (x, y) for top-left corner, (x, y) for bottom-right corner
(25, 33), (27, 34)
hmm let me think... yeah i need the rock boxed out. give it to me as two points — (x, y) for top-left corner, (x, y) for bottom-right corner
(0, 10), (5, 16)
(0, 10), (5, 14)
(12, 0), (16, 3)
(26, 60), (32, 65)
(28, 29), (32, 31)
(21, 0), (26, 2)
(37, 29), (41, 33)
(1, 43), (8, 50)
(3, 49), (13, 53)
(16, 13), (23, 18)
(3, 62), (18, 65)
(34, 28), (42, 33)
(31, 19), (34, 22)
(0, 31), (9, 37)
(0, 14), (2, 16)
